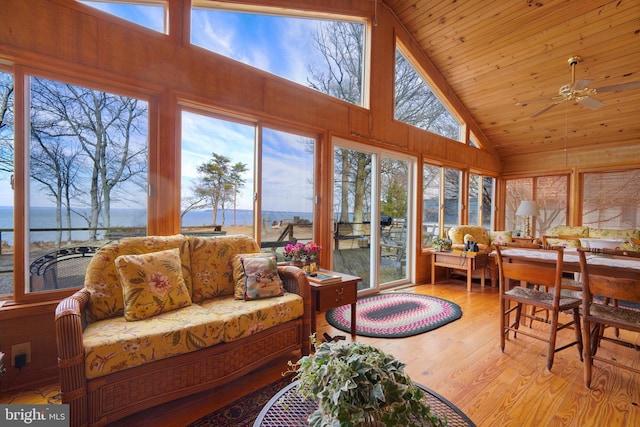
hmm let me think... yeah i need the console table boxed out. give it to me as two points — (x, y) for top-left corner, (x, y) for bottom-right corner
(430, 250), (488, 292)
(253, 380), (476, 427)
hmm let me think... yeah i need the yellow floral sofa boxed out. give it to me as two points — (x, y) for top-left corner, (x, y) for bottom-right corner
(542, 225), (639, 250)
(55, 234), (311, 427)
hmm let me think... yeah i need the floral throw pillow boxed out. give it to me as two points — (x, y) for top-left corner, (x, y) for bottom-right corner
(232, 253), (284, 300)
(490, 231), (513, 247)
(115, 248), (192, 321)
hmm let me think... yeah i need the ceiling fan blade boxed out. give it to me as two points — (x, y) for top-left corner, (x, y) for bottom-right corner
(594, 80), (640, 93)
(529, 101), (562, 118)
(515, 95), (562, 106)
(577, 96), (605, 110)
(572, 79), (593, 91)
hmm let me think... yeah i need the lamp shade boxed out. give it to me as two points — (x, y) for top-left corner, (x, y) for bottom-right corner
(516, 200), (539, 217)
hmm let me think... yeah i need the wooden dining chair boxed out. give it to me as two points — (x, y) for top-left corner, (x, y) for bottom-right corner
(495, 245), (583, 371)
(577, 247), (640, 388)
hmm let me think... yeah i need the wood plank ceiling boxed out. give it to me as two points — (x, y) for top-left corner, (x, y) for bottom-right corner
(385, 0), (640, 161)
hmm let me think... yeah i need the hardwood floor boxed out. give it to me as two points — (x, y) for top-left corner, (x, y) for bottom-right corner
(2, 280), (638, 426)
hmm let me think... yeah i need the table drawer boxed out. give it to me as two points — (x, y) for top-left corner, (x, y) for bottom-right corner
(316, 284), (357, 311)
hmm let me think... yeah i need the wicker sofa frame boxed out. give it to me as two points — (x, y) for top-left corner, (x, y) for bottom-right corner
(55, 265), (311, 427)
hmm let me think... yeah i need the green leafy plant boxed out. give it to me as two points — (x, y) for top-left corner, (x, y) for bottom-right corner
(288, 339), (447, 427)
(431, 236), (451, 251)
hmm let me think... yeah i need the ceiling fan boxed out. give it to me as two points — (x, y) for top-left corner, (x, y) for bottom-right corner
(516, 56), (640, 118)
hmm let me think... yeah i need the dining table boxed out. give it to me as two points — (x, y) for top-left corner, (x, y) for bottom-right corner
(496, 247), (640, 279)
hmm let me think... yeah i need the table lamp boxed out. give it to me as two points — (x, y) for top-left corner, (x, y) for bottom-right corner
(516, 200), (539, 238)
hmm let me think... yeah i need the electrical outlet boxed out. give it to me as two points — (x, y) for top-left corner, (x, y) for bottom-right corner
(11, 342), (31, 367)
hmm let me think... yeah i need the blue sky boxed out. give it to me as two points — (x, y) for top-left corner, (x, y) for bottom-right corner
(52, 2), (329, 212)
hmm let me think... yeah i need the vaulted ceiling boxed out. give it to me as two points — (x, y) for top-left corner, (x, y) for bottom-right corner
(385, 0), (640, 161)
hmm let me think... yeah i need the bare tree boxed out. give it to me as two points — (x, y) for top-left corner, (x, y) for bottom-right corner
(30, 77), (148, 241)
(308, 21), (371, 227)
(395, 50), (459, 139)
(307, 21), (363, 105)
(30, 131), (82, 246)
(0, 74), (14, 178)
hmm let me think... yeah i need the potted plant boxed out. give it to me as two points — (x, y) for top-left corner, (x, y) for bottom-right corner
(288, 339), (446, 427)
(284, 241), (322, 269)
(431, 236), (451, 252)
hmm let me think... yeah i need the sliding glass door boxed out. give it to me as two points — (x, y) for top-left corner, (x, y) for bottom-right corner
(380, 156), (410, 284)
(332, 138), (414, 292)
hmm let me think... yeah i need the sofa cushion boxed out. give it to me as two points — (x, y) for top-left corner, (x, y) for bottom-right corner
(232, 253), (284, 300)
(198, 293), (304, 343)
(85, 235), (191, 322)
(82, 304), (224, 379)
(116, 248), (192, 321)
(544, 225), (589, 248)
(190, 235), (260, 302)
(547, 225), (589, 237)
(588, 228), (639, 240)
(490, 230), (512, 247)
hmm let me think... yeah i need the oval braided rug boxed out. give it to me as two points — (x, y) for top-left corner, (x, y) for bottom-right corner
(326, 293), (462, 338)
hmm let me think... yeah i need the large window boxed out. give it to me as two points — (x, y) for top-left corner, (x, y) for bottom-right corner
(3, 73), (149, 299)
(422, 164), (463, 244)
(180, 110), (317, 258)
(180, 111), (255, 235)
(505, 175), (568, 237)
(191, 5), (367, 107)
(422, 164), (440, 245)
(260, 127), (316, 255)
(469, 173), (495, 230)
(582, 169), (640, 229)
(395, 46), (460, 140)
(443, 168), (462, 230)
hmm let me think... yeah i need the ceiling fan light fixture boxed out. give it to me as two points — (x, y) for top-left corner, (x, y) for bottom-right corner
(517, 55), (640, 118)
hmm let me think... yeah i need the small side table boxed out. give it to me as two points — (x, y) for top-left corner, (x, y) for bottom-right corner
(430, 250), (489, 292)
(308, 269), (360, 337)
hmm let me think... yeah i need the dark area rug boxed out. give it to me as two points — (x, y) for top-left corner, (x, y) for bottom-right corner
(326, 292), (462, 338)
(187, 375), (295, 427)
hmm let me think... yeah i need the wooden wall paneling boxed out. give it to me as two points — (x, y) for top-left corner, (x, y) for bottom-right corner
(198, 0), (372, 18)
(0, 302), (60, 391)
(0, 0), (100, 67)
(262, 79), (350, 133)
(368, 9), (396, 138)
(502, 145), (640, 175)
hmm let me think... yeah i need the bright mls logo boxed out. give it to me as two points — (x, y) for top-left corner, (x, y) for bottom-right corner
(0, 405), (69, 426)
